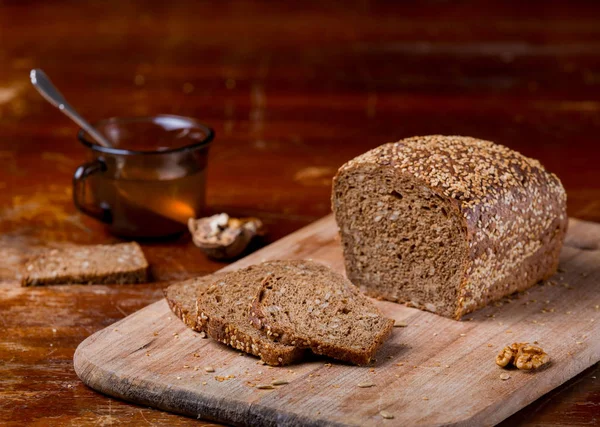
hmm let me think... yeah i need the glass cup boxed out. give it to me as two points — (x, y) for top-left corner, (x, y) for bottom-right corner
(73, 115), (214, 238)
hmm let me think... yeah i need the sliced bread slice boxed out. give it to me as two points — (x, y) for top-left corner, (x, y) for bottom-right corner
(165, 274), (303, 365)
(167, 270), (304, 366)
(21, 242), (149, 286)
(164, 275), (220, 330)
(245, 260), (395, 365)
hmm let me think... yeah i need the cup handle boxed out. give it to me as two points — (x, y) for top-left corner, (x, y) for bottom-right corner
(73, 160), (112, 224)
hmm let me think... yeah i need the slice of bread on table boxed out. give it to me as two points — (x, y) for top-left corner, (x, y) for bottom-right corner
(21, 242), (148, 286)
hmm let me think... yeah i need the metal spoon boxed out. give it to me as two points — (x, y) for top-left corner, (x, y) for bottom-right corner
(30, 69), (113, 147)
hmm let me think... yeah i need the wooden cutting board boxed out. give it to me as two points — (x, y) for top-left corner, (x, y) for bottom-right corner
(74, 215), (600, 426)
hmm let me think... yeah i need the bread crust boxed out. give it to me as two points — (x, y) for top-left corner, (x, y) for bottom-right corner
(164, 277), (213, 331)
(332, 135), (568, 319)
(197, 305), (304, 366)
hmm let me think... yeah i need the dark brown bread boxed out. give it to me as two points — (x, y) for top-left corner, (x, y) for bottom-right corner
(192, 271), (305, 366)
(246, 260), (394, 365)
(164, 276), (219, 330)
(21, 242), (149, 286)
(165, 274), (303, 366)
(332, 135), (568, 319)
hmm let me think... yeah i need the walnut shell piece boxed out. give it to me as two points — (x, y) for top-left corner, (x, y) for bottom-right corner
(188, 213), (265, 260)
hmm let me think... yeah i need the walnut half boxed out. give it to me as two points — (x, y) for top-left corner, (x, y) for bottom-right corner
(188, 213), (265, 260)
(515, 345), (550, 370)
(496, 342), (550, 371)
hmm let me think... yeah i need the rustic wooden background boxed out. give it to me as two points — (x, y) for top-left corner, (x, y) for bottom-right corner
(1, 1), (598, 425)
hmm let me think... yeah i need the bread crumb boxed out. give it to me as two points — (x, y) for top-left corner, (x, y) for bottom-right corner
(204, 366), (215, 373)
(380, 410), (394, 419)
(256, 384), (275, 390)
(357, 381), (375, 388)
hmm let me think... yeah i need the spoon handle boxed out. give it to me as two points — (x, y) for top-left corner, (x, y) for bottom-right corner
(30, 69), (113, 148)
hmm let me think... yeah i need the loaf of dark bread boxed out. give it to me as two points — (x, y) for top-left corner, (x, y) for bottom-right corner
(21, 242), (149, 286)
(246, 260), (394, 365)
(332, 135), (567, 319)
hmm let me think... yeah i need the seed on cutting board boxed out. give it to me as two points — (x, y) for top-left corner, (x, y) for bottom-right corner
(256, 384), (275, 390)
(357, 382), (375, 388)
(500, 373), (511, 380)
(204, 366), (215, 373)
(394, 321), (408, 327)
(380, 410), (394, 419)
(272, 379), (289, 386)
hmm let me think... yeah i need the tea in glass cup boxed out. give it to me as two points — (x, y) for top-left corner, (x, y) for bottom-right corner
(73, 115), (214, 238)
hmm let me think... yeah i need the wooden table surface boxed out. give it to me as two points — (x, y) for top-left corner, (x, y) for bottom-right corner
(1, 1), (598, 426)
